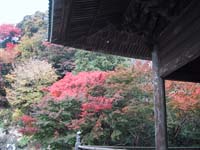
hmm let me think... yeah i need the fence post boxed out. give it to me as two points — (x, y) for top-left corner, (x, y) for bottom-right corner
(75, 131), (81, 150)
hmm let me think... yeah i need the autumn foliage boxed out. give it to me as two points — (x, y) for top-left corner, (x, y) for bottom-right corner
(0, 13), (198, 149)
(0, 24), (21, 39)
(18, 115), (38, 135)
(166, 81), (200, 111)
(0, 24), (21, 63)
(14, 59), (200, 148)
(46, 71), (114, 122)
(48, 71), (108, 99)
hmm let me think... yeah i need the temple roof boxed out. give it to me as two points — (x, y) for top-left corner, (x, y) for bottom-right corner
(49, 0), (200, 82)
(48, 0), (191, 59)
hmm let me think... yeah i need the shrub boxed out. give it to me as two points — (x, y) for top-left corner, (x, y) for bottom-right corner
(0, 48), (21, 64)
(6, 58), (57, 113)
(17, 136), (31, 149)
(33, 66), (154, 147)
(17, 38), (76, 78)
(17, 35), (44, 59)
(32, 97), (81, 149)
(74, 50), (130, 73)
(38, 43), (76, 77)
(12, 109), (23, 122)
(78, 66), (154, 146)
(0, 109), (13, 128)
(48, 71), (108, 100)
(18, 60), (200, 148)
(166, 81), (200, 146)
(18, 115), (38, 135)
(0, 24), (21, 39)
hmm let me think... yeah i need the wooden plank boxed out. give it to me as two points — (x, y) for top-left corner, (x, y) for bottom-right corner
(159, 15), (200, 59)
(158, 1), (200, 77)
(159, 0), (200, 48)
(67, 30), (151, 59)
(152, 46), (168, 150)
(159, 34), (200, 77)
(61, 0), (72, 42)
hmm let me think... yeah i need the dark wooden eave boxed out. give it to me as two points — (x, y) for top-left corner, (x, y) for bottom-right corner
(49, 0), (191, 60)
(49, 0), (200, 82)
(158, 1), (200, 81)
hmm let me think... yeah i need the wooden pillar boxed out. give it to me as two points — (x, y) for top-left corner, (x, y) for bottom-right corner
(152, 46), (168, 150)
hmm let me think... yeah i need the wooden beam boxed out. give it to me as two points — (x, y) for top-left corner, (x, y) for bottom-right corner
(158, 1), (200, 77)
(166, 71), (200, 83)
(67, 29), (151, 59)
(152, 46), (168, 150)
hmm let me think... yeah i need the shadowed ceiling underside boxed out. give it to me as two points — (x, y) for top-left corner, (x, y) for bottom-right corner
(49, 0), (191, 59)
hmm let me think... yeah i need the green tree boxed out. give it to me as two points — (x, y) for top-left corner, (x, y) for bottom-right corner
(16, 11), (76, 77)
(33, 97), (81, 149)
(74, 50), (131, 73)
(6, 58), (57, 113)
(38, 45), (76, 78)
(81, 66), (154, 146)
(17, 11), (48, 38)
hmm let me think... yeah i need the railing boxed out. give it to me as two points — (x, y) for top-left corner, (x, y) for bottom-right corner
(78, 146), (200, 150)
(75, 132), (200, 150)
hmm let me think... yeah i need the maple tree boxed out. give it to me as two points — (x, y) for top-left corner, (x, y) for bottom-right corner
(31, 97), (81, 149)
(0, 24), (21, 40)
(13, 58), (199, 149)
(18, 115), (38, 135)
(28, 63), (155, 147)
(166, 80), (200, 145)
(0, 24), (21, 109)
(166, 80), (200, 111)
(48, 71), (108, 99)
(0, 24), (21, 64)
(0, 24), (21, 62)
